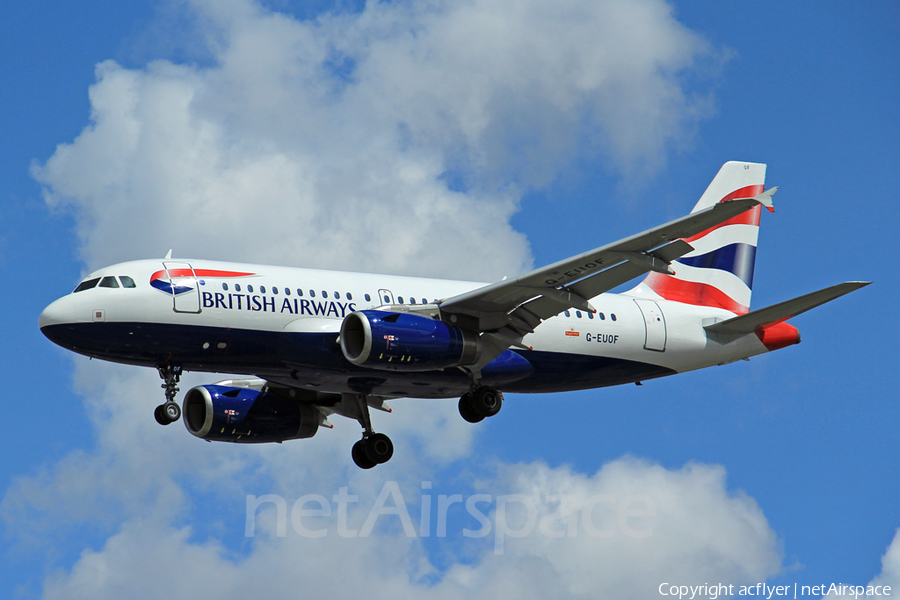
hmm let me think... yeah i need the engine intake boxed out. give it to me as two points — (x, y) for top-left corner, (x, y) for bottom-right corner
(340, 310), (480, 371)
(183, 385), (323, 443)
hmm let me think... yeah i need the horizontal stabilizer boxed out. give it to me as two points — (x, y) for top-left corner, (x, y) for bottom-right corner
(705, 281), (871, 334)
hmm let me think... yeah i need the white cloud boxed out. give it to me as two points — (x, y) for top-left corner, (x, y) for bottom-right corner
(870, 530), (900, 591)
(822, 530), (900, 598)
(453, 458), (781, 598)
(32, 451), (781, 600)
(33, 0), (715, 278)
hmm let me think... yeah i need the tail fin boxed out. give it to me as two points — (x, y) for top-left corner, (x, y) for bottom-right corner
(631, 161), (769, 315)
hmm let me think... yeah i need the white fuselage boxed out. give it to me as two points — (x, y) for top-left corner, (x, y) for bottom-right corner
(39, 258), (770, 400)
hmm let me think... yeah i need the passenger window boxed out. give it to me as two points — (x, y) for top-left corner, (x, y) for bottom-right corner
(73, 278), (100, 293)
(273, 287), (279, 295)
(99, 276), (120, 288)
(611, 314), (617, 321)
(410, 297), (416, 304)
(222, 283), (229, 291)
(334, 292), (339, 299)
(285, 288), (290, 296)
(260, 285), (266, 294)
(235, 284), (242, 292)
(598, 313), (605, 320)
(297, 289), (303, 296)
(248, 285), (254, 293)
(587, 311), (593, 319)
(422, 298), (427, 305)
(576, 311), (582, 318)
(119, 276), (136, 288)
(322, 291), (327, 298)
(383, 295), (390, 303)
(564, 310), (571, 317)
(398, 297), (404, 304)
(346, 292), (352, 300)
(310, 290), (316, 297)
(365, 294), (371, 302)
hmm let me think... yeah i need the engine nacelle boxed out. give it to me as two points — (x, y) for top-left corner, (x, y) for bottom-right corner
(340, 310), (480, 371)
(182, 385), (324, 443)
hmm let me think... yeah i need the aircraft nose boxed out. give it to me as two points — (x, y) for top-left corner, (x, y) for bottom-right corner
(39, 295), (82, 332)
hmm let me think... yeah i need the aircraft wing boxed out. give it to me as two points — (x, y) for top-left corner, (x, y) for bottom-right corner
(438, 189), (777, 373)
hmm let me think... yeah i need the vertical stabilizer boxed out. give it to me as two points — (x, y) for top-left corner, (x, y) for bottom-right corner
(631, 161), (768, 315)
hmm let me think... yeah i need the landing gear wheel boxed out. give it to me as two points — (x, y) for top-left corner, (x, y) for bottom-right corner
(347, 393), (393, 469)
(364, 433), (394, 464)
(352, 440), (377, 469)
(458, 393), (484, 423)
(471, 386), (503, 417)
(155, 364), (183, 426)
(154, 401), (181, 425)
(163, 401), (181, 422)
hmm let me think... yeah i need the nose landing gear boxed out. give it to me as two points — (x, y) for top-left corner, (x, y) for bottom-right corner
(155, 364), (183, 425)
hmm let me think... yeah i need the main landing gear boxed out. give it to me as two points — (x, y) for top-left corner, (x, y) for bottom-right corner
(154, 364), (183, 425)
(347, 394), (394, 470)
(458, 386), (503, 423)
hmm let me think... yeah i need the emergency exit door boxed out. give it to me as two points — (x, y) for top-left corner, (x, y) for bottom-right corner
(634, 298), (666, 352)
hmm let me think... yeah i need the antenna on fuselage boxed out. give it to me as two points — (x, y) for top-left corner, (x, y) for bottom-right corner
(164, 249), (173, 259)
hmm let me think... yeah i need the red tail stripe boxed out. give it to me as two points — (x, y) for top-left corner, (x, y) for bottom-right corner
(644, 272), (749, 314)
(718, 184), (765, 203)
(683, 205), (762, 243)
(683, 185), (764, 243)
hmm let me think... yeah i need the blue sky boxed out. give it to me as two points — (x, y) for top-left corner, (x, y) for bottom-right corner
(2, 1), (898, 598)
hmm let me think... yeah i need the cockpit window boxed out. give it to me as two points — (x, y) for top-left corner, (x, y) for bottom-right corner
(99, 276), (120, 288)
(119, 276), (136, 288)
(73, 278), (100, 293)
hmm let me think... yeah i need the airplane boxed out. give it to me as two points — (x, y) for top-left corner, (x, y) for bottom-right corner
(39, 162), (869, 469)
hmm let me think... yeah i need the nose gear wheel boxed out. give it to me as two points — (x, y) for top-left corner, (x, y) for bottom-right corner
(155, 364), (183, 425)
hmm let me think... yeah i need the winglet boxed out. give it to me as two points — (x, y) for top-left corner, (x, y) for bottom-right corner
(754, 186), (777, 213)
(725, 186), (777, 213)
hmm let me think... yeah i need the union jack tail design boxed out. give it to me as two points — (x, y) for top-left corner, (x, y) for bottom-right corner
(631, 161), (769, 315)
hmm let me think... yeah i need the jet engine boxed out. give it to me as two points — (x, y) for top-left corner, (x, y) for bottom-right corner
(182, 384), (324, 443)
(340, 310), (480, 371)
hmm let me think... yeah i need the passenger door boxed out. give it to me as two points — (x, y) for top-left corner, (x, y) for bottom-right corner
(162, 261), (202, 314)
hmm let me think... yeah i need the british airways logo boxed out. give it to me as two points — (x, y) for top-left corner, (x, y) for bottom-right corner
(149, 269), (256, 295)
(201, 291), (356, 317)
